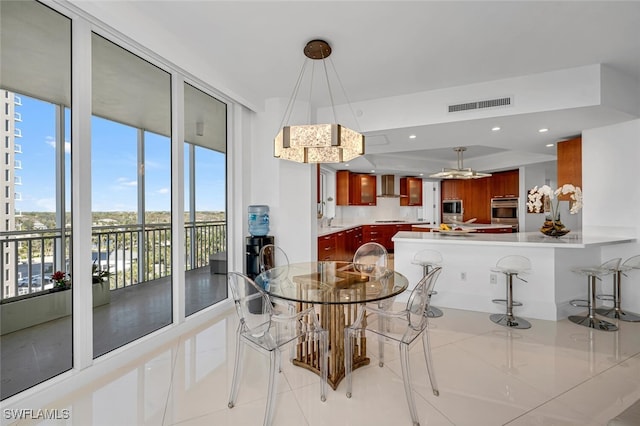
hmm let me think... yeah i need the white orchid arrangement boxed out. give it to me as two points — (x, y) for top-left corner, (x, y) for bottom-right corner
(527, 184), (583, 220)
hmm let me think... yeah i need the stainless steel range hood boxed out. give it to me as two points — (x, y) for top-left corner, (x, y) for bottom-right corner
(377, 175), (405, 198)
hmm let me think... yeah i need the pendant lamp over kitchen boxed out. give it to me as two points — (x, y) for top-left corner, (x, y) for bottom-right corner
(429, 147), (492, 179)
(274, 39), (365, 163)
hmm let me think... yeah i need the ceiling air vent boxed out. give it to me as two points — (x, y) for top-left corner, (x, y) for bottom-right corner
(448, 97), (512, 113)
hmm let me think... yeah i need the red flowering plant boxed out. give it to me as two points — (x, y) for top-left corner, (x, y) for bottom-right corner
(51, 271), (70, 289)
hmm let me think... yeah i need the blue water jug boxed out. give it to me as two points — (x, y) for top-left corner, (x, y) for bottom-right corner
(248, 205), (270, 236)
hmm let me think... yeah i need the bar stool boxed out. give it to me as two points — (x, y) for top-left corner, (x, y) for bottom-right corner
(412, 249), (444, 318)
(570, 258), (621, 331)
(490, 255), (531, 329)
(596, 255), (640, 322)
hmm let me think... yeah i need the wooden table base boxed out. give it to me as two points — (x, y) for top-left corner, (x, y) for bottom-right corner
(293, 301), (368, 390)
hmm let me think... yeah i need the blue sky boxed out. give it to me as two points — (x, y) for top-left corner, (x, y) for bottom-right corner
(15, 94), (225, 212)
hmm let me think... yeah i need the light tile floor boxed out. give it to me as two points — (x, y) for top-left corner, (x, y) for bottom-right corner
(10, 306), (640, 426)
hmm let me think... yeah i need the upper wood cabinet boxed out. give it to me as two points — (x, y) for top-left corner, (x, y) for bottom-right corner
(557, 136), (582, 200)
(463, 178), (490, 223)
(440, 169), (519, 224)
(490, 169), (519, 198)
(400, 177), (423, 206)
(336, 171), (377, 206)
(441, 179), (462, 200)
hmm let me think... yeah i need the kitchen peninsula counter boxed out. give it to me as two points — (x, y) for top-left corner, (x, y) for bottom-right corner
(317, 220), (429, 237)
(392, 231), (636, 321)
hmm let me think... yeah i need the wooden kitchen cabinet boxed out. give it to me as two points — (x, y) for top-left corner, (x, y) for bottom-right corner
(463, 178), (490, 223)
(351, 174), (377, 205)
(490, 169), (519, 198)
(557, 136), (582, 201)
(400, 177), (423, 206)
(439, 170), (518, 223)
(441, 179), (462, 200)
(336, 171), (377, 206)
(317, 234), (336, 261)
(334, 230), (347, 261)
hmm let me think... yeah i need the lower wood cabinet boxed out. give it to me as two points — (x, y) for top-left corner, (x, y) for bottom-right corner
(318, 234), (336, 261)
(318, 224), (412, 260)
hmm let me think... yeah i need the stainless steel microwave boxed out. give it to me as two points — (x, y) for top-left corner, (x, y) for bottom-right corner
(442, 200), (462, 215)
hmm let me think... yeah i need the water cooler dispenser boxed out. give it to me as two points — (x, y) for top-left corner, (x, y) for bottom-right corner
(245, 235), (275, 279)
(245, 205), (273, 279)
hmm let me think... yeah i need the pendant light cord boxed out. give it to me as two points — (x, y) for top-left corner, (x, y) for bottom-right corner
(278, 40), (362, 133)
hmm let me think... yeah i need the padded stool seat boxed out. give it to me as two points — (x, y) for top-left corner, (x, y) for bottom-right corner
(570, 258), (620, 331)
(490, 255), (531, 329)
(412, 249), (444, 318)
(596, 255), (640, 322)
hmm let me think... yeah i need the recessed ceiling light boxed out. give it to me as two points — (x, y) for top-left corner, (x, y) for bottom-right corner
(345, 163), (350, 166)
(545, 143), (554, 147)
(419, 173), (424, 176)
(371, 170), (375, 173)
(539, 128), (549, 133)
(409, 134), (417, 139)
(491, 126), (501, 131)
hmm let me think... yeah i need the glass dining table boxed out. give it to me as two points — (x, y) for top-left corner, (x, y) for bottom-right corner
(255, 261), (409, 390)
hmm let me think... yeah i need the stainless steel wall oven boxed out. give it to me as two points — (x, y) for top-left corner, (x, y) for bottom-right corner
(491, 198), (519, 230)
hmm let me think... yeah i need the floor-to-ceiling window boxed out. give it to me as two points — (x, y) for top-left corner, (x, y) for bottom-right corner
(0, 0), (229, 401)
(0, 0), (72, 399)
(183, 83), (227, 316)
(91, 33), (172, 357)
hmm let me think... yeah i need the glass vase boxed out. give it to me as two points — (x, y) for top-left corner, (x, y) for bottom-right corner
(540, 213), (570, 237)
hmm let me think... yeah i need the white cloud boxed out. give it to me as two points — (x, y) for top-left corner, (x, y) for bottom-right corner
(116, 177), (137, 187)
(157, 187), (169, 194)
(44, 136), (71, 153)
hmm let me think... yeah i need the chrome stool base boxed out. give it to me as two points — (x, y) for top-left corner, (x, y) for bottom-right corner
(595, 307), (640, 322)
(568, 314), (618, 331)
(490, 313), (531, 329)
(425, 306), (443, 318)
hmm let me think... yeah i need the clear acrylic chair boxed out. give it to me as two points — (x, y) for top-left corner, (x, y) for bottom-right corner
(412, 249), (444, 318)
(259, 244), (295, 315)
(345, 267), (442, 426)
(259, 244), (290, 279)
(353, 242), (388, 277)
(227, 272), (328, 426)
(596, 255), (640, 322)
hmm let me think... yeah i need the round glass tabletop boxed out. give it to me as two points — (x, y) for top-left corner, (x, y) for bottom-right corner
(255, 261), (409, 305)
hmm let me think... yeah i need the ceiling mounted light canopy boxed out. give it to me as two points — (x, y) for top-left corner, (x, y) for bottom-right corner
(274, 39), (365, 163)
(429, 147), (492, 179)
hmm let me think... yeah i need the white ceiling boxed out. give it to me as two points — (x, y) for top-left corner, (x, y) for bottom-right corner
(73, 1), (640, 175)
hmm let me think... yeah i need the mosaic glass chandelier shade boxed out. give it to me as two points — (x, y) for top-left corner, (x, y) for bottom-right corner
(273, 40), (365, 164)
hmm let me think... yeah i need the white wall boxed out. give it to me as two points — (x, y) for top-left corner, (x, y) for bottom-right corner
(583, 119), (640, 313)
(250, 98), (316, 263)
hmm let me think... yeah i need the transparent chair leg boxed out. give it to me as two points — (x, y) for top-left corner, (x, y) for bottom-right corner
(264, 349), (281, 426)
(400, 343), (420, 426)
(378, 315), (386, 367)
(421, 331), (439, 396)
(228, 329), (245, 409)
(345, 329), (354, 398)
(319, 330), (328, 402)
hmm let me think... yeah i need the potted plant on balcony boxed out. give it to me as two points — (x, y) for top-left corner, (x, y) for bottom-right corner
(51, 270), (71, 291)
(92, 262), (112, 306)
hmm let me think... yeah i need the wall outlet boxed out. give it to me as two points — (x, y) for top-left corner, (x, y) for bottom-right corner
(460, 272), (467, 281)
(490, 273), (498, 284)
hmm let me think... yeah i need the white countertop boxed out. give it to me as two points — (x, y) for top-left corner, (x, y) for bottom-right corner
(317, 221), (430, 237)
(392, 230), (636, 248)
(411, 223), (513, 230)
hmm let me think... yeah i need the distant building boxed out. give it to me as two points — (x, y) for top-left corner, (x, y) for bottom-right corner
(1, 89), (22, 298)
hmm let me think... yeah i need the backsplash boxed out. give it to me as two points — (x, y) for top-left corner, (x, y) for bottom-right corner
(335, 197), (423, 222)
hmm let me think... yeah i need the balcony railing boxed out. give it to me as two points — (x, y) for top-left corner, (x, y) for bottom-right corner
(0, 220), (226, 301)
